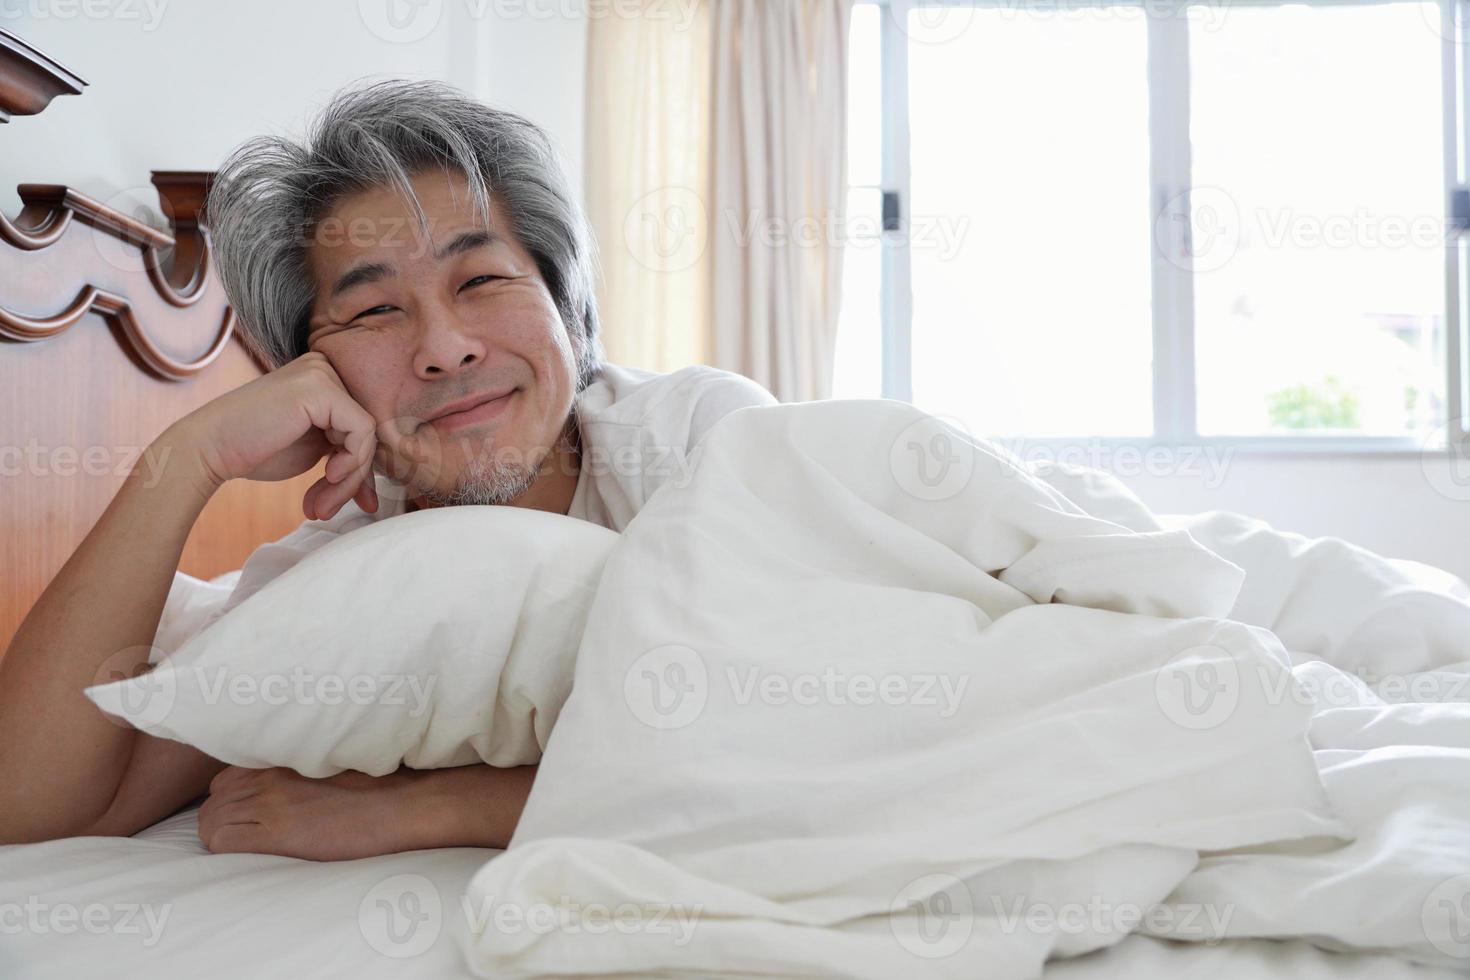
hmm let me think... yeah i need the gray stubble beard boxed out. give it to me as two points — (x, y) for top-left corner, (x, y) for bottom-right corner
(416, 452), (541, 507)
(415, 411), (580, 508)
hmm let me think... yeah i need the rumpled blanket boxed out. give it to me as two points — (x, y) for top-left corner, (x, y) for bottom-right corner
(460, 400), (1447, 978)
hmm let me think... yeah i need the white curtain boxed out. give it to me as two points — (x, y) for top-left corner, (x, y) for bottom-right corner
(584, 0), (853, 402)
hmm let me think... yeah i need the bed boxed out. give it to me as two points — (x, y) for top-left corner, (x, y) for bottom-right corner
(3, 26), (1468, 980)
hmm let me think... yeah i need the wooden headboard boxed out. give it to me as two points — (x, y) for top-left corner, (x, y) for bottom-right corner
(0, 29), (317, 649)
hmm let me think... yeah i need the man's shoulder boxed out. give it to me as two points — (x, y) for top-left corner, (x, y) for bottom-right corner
(567, 363), (776, 528)
(577, 362), (776, 435)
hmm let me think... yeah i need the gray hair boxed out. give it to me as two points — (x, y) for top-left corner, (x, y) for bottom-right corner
(207, 78), (602, 388)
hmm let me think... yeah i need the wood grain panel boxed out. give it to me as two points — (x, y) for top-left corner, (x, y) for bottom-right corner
(0, 314), (319, 650)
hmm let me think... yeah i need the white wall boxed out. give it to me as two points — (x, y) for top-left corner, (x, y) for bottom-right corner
(477, 4), (588, 195)
(0, 0), (588, 219)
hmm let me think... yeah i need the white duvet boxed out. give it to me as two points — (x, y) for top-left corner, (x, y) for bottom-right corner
(458, 400), (1470, 977)
(1142, 512), (1470, 968)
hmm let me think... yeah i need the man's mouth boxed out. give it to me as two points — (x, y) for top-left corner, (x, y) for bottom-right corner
(425, 388), (519, 433)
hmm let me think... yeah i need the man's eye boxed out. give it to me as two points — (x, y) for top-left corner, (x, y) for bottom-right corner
(460, 275), (501, 292)
(353, 305), (395, 321)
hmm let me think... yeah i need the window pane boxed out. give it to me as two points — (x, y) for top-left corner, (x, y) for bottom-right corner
(832, 4), (884, 400)
(908, 7), (1153, 438)
(833, 187), (886, 398)
(1189, 2), (1445, 437)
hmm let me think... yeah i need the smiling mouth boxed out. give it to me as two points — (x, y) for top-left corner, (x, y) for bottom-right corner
(427, 389), (519, 433)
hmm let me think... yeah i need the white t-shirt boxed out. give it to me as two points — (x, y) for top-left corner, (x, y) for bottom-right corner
(211, 362), (776, 620)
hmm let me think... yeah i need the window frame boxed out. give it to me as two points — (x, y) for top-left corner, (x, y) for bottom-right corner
(855, 0), (1470, 456)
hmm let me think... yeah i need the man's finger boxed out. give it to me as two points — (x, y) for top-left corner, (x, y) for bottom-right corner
(354, 473), (380, 513)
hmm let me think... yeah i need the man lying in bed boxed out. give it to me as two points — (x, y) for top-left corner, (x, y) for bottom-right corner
(0, 80), (773, 859)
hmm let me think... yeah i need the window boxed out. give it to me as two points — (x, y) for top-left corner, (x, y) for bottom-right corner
(1189, 3), (1444, 437)
(836, 0), (1470, 451)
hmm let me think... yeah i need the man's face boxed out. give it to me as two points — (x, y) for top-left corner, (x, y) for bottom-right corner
(305, 168), (579, 507)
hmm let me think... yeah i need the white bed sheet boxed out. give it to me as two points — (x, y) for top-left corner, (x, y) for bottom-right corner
(0, 805), (496, 979)
(2, 808), (1454, 980)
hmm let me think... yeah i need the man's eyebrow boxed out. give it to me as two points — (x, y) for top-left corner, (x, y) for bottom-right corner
(434, 229), (501, 261)
(327, 231), (500, 299)
(329, 261), (395, 299)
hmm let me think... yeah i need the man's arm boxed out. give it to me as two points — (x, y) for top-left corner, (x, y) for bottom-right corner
(0, 430), (223, 842)
(0, 353), (379, 844)
(197, 763), (537, 859)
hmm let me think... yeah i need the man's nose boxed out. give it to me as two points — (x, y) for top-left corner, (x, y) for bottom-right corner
(413, 311), (487, 378)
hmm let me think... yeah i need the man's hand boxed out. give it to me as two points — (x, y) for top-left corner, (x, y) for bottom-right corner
(198, 763), (536, 860)
(199, 766), (413, 861)
(167, 351), (380, 521)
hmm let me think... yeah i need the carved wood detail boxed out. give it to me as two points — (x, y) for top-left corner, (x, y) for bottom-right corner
(0, 172), (242, 379)
(0, 27), (85, 123)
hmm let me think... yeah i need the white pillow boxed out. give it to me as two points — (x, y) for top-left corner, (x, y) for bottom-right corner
(85, 506), (616, 777)
(152, 569), (241, 654)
